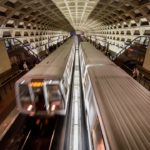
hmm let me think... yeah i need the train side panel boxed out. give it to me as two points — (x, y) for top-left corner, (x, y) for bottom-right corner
(79, 42), (150, 150)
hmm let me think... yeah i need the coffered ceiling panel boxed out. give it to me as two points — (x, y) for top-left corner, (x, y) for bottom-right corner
(0, 0), (150, 32)
(52, 0), (99, 31)
(88, 0), (150, 31)
(0, 0), (74, 31)
(52, 0), (150, 31)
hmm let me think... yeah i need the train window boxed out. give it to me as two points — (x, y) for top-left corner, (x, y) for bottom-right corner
(67, 58), (72, 75)
(64, 74), (68, 94)
(46, 85), (64, 111)
(84, 73), (90, 96)
(80, 52), (83, 64)
(88, 87), (93, 103)
(66, 63), (70, 75)
(61, 78), (67, 95)
(81, 60), (85, 75)
(88, 94), (96, 127)
(66, 70), (70, 85)
(92, 119), (105, 150)
(47, 85), (62, 100)
(19, 84), (33, 111)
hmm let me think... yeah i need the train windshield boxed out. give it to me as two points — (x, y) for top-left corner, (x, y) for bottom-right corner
(33, 86), (46, 111)
(46, 84), (64, 110)
(19, 84), (33, 111)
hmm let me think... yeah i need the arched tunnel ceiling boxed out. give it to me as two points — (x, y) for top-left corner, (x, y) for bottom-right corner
(88, 0), (150, 29)
(0, 0), (74, 31)
(0, 0), (150, 32)
(53, 0), (150, 31)
(52, 0), (99, 31)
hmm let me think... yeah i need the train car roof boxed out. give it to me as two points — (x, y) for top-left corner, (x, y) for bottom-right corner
(80, 42), (113, 65)
(20, 38), (74, 80)
(88, 65), (150, 150)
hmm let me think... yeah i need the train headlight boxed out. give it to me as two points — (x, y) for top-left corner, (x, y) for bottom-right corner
(51, 104), (56, 111)
(27, 104), (33, 111)
(50, 101), (61, 112)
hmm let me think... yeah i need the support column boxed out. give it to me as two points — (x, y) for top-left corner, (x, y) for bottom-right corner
(143, 42), (150, 71)
(0, 40), (11, 74)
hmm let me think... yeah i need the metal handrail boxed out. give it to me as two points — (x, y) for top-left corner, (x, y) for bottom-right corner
(0, 70), (23, 88)
(4, 37), (41, 62)
(112, 35), (150, 61)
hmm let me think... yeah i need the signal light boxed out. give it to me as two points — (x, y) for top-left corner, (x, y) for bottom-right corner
(31, 82), (43, 87)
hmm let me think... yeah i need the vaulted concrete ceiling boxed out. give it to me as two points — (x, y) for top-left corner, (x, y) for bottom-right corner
(0, 0), (150, 32)
(0, 0), (74, 31)
(52, 0), (99, 31)
(88, 0), (150, 30)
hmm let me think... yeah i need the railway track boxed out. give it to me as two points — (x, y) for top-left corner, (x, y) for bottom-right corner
(0, 114), (29, 150)
(0, 114), (66, 150)
(0, 37), (90, 150)
(20, 116), (58, 150)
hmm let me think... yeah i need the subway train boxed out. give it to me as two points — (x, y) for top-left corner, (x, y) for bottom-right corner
(79, 42), (150, 150)
(15, 38), (75, 116)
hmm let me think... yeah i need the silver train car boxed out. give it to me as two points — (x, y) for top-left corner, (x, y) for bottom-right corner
(80, 42), (150, 150)
(15, 38), (75, 116)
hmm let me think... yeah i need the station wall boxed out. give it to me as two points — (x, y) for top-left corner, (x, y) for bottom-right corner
(85, 19), (150, 53)
(0, 27), (70, 54)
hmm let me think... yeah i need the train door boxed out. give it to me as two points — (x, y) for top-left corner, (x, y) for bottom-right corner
(31, 80), (46, 112)
(87, 86), (105, 150)
(92, 119), (105, 150)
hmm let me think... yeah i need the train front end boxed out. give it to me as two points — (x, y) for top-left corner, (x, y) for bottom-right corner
(15, 78), (65, 117)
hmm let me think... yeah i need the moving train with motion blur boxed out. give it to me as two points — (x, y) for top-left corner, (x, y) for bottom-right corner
(15, 37), (75, 116)
(79, 42), (150, 150)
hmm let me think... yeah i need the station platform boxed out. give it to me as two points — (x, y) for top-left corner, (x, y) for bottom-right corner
(0, 85), (18, 141)
(0, 108), (18, 141)
(0, 87), (16, 124)
(0, 70), (25, 141)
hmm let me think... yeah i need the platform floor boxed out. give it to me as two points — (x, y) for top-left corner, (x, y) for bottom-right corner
(0, 85), (16, 124)
(0, 107), (18, 141)
(0, 83), (18, 141)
